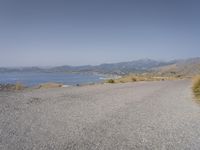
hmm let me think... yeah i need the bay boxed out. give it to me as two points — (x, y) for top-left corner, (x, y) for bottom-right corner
(0, 72), (104, 86)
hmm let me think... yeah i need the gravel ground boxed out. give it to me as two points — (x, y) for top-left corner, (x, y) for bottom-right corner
(1, 80), (200, 150)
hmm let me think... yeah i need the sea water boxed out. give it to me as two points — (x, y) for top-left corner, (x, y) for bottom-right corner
(0, 72), (104, 86)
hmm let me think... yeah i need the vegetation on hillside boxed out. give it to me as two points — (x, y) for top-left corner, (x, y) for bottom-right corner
(106, 73), (181, 84)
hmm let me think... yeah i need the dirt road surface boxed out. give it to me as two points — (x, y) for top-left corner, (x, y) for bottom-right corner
(1, 80), (200, 150)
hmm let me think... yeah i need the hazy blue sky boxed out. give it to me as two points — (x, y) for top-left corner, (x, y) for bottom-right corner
(0, 0), (200, 67)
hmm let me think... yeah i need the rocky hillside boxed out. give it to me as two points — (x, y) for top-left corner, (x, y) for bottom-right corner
(153, 58), (200, 77)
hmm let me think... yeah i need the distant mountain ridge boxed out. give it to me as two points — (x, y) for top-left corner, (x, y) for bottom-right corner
(0, 59), (174, 75)
(1, 58), (200, 76)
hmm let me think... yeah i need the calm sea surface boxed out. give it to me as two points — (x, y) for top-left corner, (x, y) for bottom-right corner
(0, 72), (104, 86)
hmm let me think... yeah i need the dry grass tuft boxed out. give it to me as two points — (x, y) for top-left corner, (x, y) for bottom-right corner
(192, 75), (200, 99)
(15, 82), (25, 90)
(0, 83), (25, 91)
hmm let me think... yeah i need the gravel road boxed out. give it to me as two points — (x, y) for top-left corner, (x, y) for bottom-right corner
(1, 80), (200, 150)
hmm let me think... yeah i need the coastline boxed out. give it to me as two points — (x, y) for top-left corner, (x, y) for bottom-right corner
(0, 72), (113, 89)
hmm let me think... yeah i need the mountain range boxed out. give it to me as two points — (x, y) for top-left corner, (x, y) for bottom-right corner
(1, 58), (200, 76)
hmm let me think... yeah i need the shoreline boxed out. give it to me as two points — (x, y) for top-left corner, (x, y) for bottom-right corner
(0, 77), (189, 92)
(0, 73), (122, 91)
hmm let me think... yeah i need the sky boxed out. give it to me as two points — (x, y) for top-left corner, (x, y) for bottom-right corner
(0, 0), (200, 67)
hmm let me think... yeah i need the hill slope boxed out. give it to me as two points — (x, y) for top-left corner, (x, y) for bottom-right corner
(153, 58), (200, 77)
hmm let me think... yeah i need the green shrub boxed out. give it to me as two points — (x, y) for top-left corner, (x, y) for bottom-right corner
(107, 79), (115, 83)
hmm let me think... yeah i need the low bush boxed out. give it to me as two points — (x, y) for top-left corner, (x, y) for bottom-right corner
(132, 77), (137, 82)
(107, 79), (115, 83)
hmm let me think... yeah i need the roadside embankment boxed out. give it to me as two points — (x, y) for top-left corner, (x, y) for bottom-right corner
(192, 75), (200, 99)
